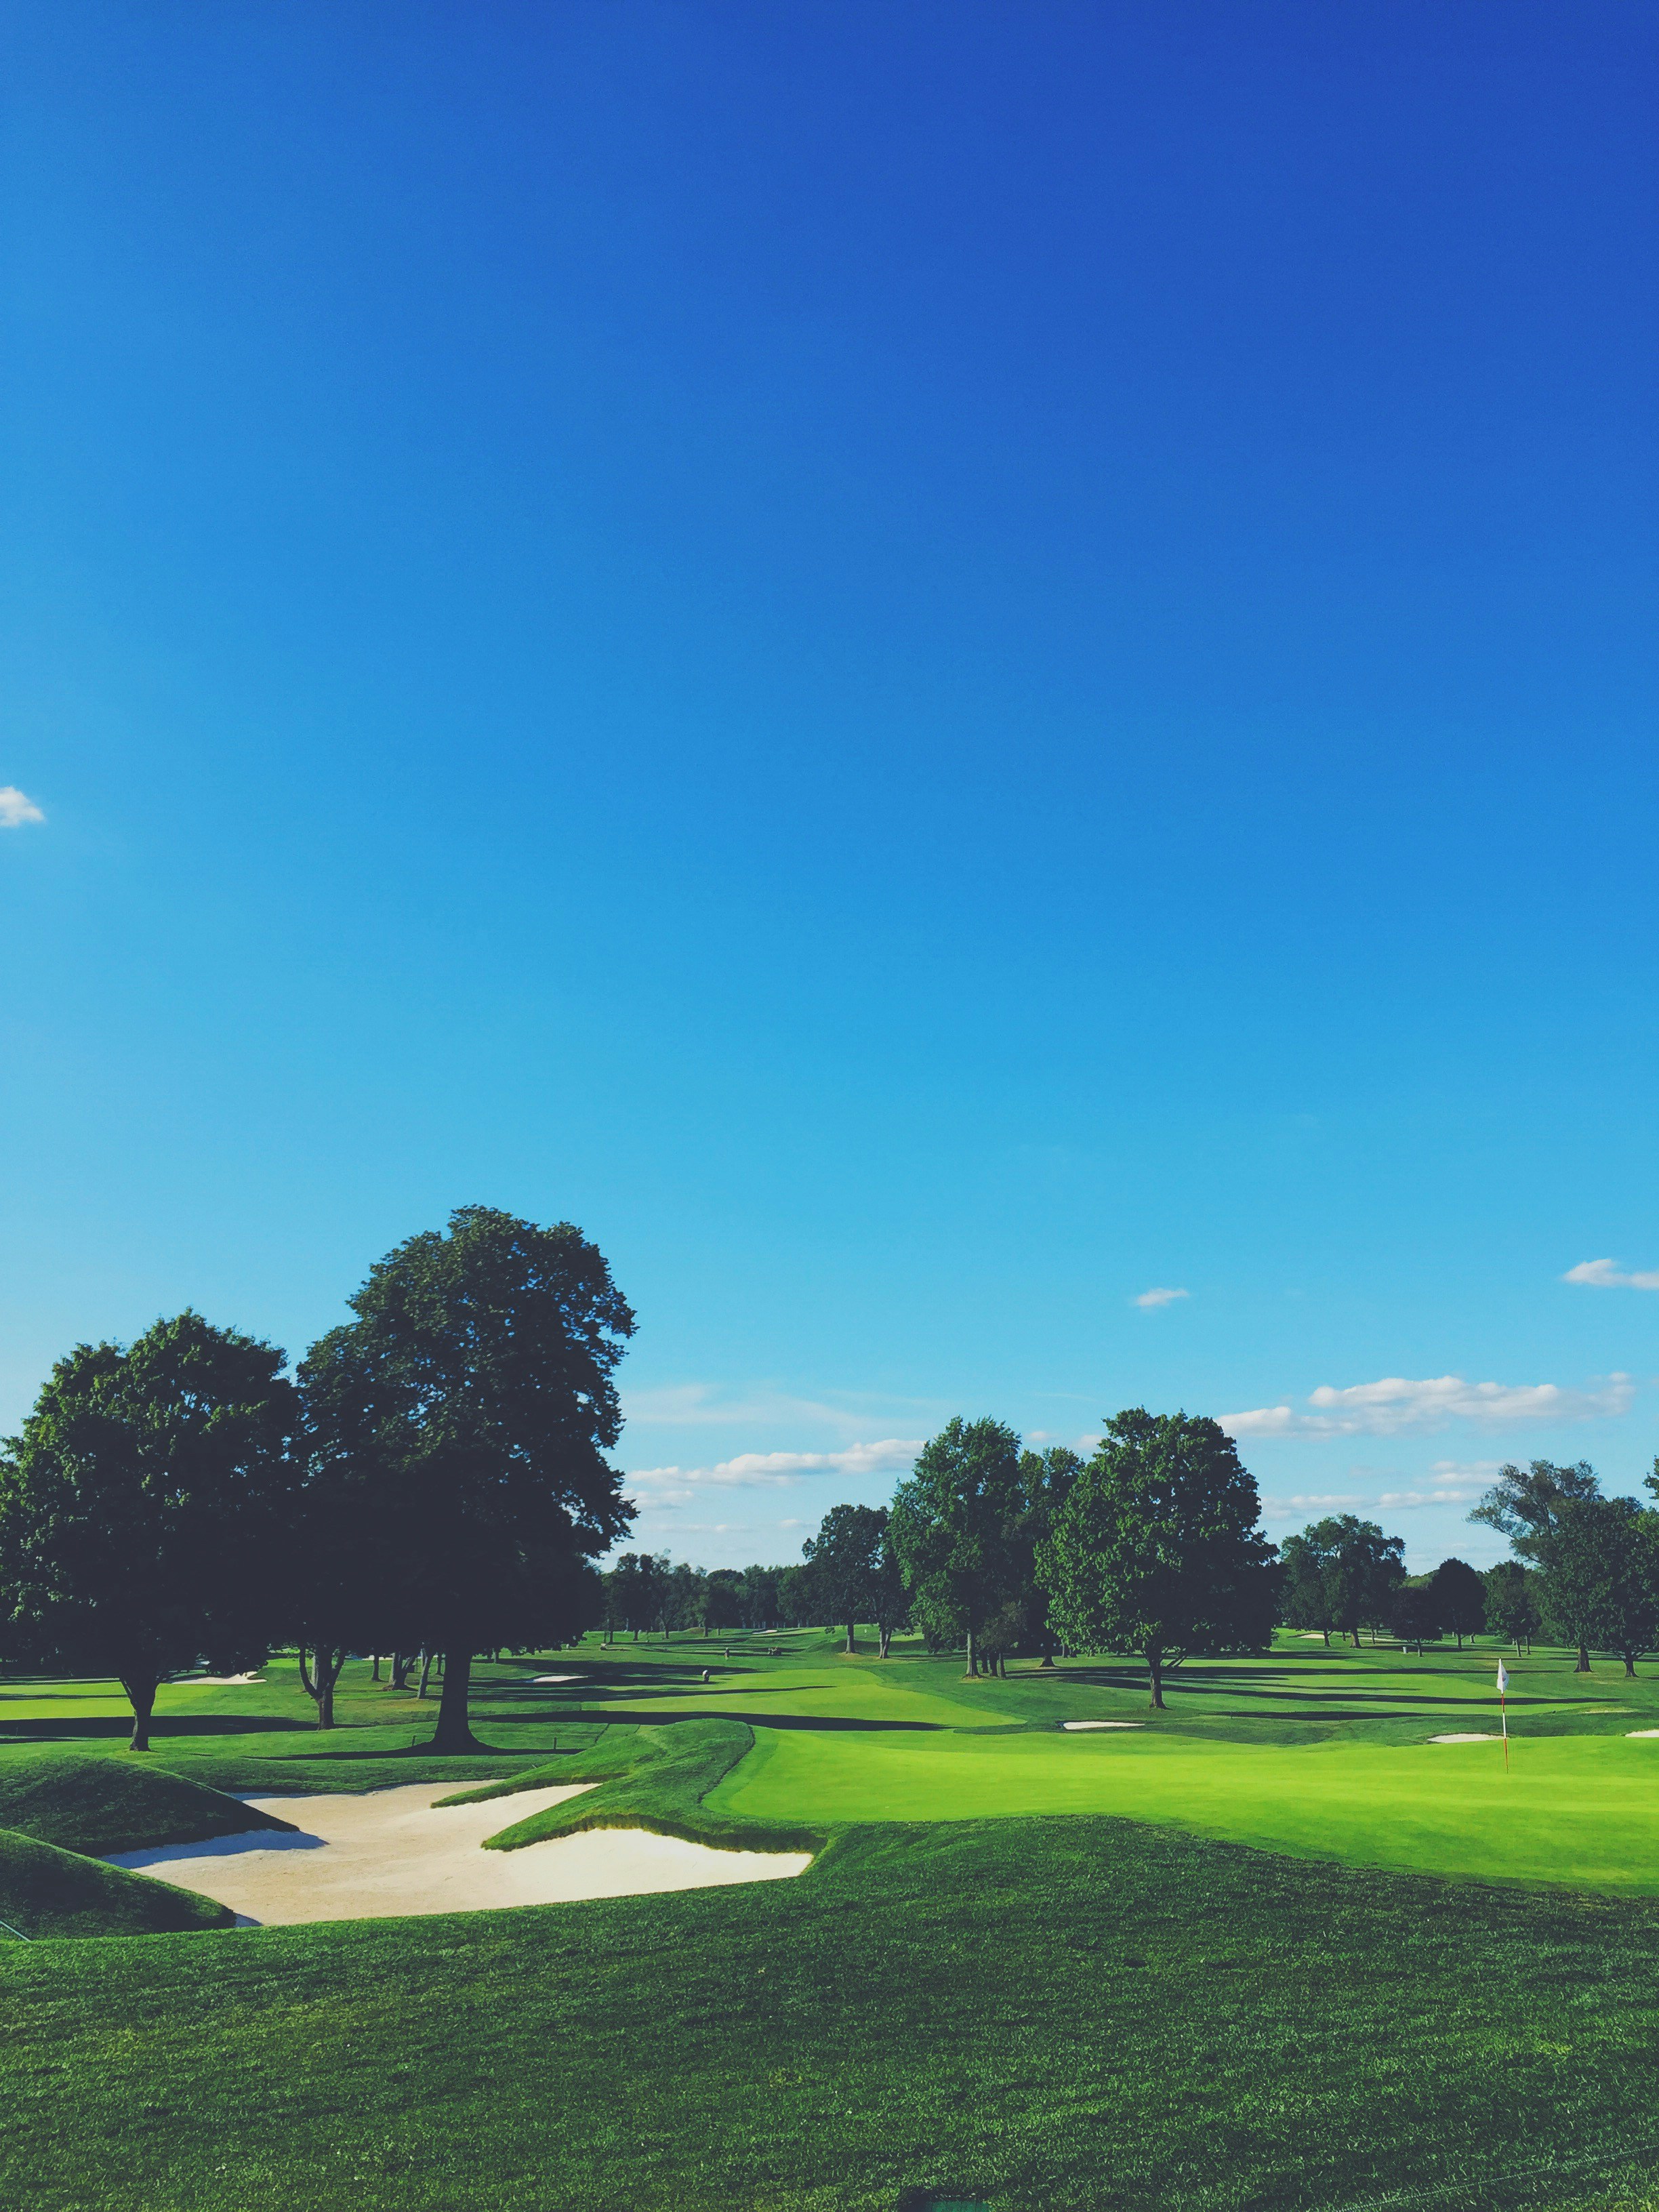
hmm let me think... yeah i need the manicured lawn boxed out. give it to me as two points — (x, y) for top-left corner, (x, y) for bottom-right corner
(7, 1814), (1659, 2211)
(7, 1636), (1659, 2209)
(710, 1721), (1659, 1892)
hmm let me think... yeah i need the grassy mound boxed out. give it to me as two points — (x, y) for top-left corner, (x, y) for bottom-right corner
(0, 1750), (298, 1858)
(0, 1826), (232, 1940)
(438, 1719), (825, 1856)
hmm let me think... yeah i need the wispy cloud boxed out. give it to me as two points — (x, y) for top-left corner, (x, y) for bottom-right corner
(1564, 1258), (1659, 1291)
(0, 787), (44, 829)
(1261, 1462), (1505, 1519)
(1223, 1373), (1634, 1441)
(628, 1438), (923, 1498)
(1134, 1286), (1189, 1309)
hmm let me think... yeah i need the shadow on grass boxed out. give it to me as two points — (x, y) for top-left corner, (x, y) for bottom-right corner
(497, 1708), (943, 1733)
(0, 1714), (316, 1743)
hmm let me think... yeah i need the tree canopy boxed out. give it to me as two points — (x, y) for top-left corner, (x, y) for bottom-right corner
(888, 1418), (1027, 1676)
(0, 1312), (295, 1748)
(1036, 1408), (1279, 1707)
(300, 1206), (636, 1748)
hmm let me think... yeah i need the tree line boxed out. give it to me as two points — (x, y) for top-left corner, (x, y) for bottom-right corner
(5, 1200), (1656, 1752)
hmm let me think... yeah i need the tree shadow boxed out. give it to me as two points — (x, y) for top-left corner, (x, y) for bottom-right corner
(0, 1713), (315, 1743)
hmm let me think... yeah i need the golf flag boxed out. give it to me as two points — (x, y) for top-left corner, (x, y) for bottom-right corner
(1496, 1661), (1509, 1694)
(1497, 1660), (1510, 1769)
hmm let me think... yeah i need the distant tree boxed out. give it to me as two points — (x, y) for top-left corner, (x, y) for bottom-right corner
(661, 1562), (703, 1640)
(740, 1563), (782, 1629)
(703, 1570), (745, 1636)
(0, 1313), (295, 1750)
(1483, 1560), (1541, 1654)
(1017, 1446), (1085, 1664)
(1535, 1495), (1659, 1678)
(775, 1563), (815, 1626)
(300, 1206), (635, 1750)
(889, 1418), (1027, 1677)
(1278, 1528), (1339, 1645)
(1470, 1460), (1602, 1672)
(1035, 1409), (1279, 1709)
(1389, 1578), (1441, 1655)
(802, 1504), (893, 1654)
(1428, 1557), (1486, 1650)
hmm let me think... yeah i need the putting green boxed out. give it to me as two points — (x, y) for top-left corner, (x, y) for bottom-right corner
(710, 1723), (1659, 1893)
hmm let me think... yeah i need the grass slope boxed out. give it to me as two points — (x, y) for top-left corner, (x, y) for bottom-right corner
(0, 1750), (299, 1858)
(5, 1815), (1659, 2209)
(0, 1827), (232, 1940)
(441, 1719), (825, 1854)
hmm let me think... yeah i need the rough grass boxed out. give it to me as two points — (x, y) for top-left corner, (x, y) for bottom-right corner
(0, 1750), (298, 1858)
(0, 1826), (231, 1940)
(6, 1815), (1659, 2209)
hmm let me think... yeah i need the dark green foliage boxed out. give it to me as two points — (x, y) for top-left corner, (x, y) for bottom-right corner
(0, 1312), (296, 1749)
(1038, 1410), (1279, 1705)
(1485, 1559), (1543, 1650)
(1279, 1515), (1404, 1648)
(1428, 1557), (1486, 1647)
(889, 1417), (1027, 1674)
(299, 1207), (636, 1749)
(8, 1815), (1659, 2206)
(802, 1503), (903, 1654)
(0, 1826), (231, 1940)
(0, 1751), (295, 1858)
(1389, 1576), (1441, 1652)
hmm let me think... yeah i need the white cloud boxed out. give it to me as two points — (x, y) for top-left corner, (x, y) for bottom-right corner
(1222, 1373), (1634, 1441)
(1564, 1258), (1659, 1291)
(0, 787), (44, 829)
(627, 1437), (923, 1495)
(1134, 1286), (1189, 1309)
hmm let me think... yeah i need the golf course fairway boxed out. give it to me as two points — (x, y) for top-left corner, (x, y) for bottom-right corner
(710, 1723), (1659, 1892)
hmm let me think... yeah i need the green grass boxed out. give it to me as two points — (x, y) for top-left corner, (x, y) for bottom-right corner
(0, 1749), (299, 1858)
(7, 1813), (1659, 2209)
(0, 1826), (232, 1940)
(7, 1634), (1659, 2207)
(710, 1719), (1659, 1893)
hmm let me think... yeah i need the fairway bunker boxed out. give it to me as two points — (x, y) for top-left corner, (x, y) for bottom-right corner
(1063, 1721), (1144, 1731)
(104, 1781), (811, 1926)
(1427, 1733), (1499, 1744)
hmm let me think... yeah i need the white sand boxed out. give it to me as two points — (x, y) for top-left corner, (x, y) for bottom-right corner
(531, 1675), (579, 1684)
(104, 1781), (812, 1927)
(1063, 1721), (1143, 1731)
(173, 1671), (264, 1685)
(1428, 1732), (1499, 1743)
(1626, 1729), (1659, 1738)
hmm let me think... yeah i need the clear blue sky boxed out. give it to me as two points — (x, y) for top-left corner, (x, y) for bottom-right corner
(3, 1), (1655, 1570)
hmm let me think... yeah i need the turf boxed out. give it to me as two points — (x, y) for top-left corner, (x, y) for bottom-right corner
(0, 1826), (232, 1940)
(5, 1814), (1659, 2210)
(710, 1720), (1659, 1893)
(0, 1749), (299, 1858)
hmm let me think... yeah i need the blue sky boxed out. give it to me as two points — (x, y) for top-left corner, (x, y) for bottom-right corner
(3, 1), (1655, 1570)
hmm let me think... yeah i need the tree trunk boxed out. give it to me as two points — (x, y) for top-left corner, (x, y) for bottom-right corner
(1576, 1643), (1591, 1674)
(844, 1620), (856, 1654)
(119, 1675), (159, 1753)
(1323, 1629), (1330, 1646)
(431, 1651), (480, 1752)
(391, 1651), (414, 1692)
(371, 1653), (381, 1681)
(964, 1627), (977, 1678)
(1146, 1645), (1165, 1711)
(1351, 1628), (1361, 1648)
(878, 1626), (893, 1659)
(417, 1648), (434, 1698)
(298, 1644), (342, 1727)
(1624, 1653), (1637, 1677)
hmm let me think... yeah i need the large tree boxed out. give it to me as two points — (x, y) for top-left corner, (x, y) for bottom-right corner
(1470, 1460), (1603, 1670)
(1428, 1557), (1486, 1650)
(803, 1503), (894, 1654)
(1534, 1495), (1658, 1678)
(1036, 1408), (1279, 1708)
(300, 1206), (635, 1750)
(1278, 1528), (1340, 1645)
(888, 1418), (1027, 1677)
(0, 1312), (295, 1750)
(1483, 1560), (1541, 1654)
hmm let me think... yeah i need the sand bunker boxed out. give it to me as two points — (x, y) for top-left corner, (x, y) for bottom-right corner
(1063, 1721), (1143, 1731)
(1627, 1729), (1659, 1738)
(104, 1782), (811, 1927)
(1428, 1733), (1499, 1744)
(173, 1671), (264, 1686)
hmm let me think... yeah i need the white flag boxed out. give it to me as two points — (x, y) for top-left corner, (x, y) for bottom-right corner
(1496, 1661), (1509, 1694)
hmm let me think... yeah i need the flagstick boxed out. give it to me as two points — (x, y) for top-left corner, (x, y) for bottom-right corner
(1500, 1684), (1509, 1771)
